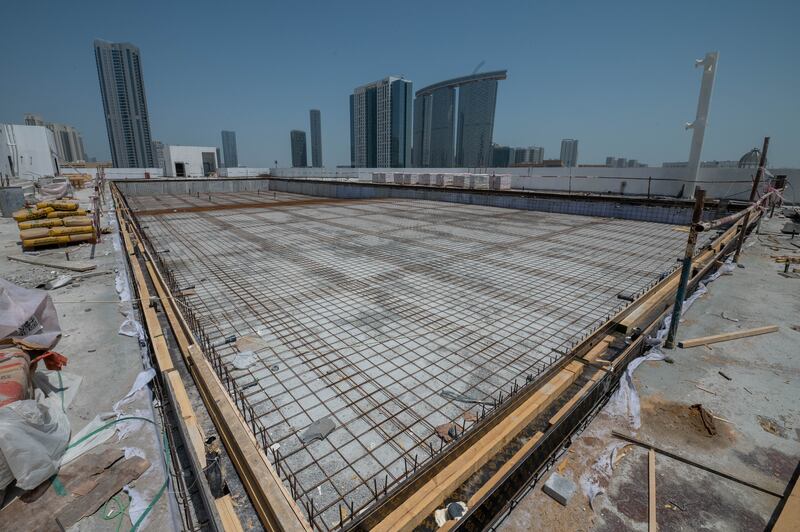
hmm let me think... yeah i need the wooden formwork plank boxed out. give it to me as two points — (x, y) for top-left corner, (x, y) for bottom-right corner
(466, 432), (544, 508)
(678, 325), (778, 348)
(773, 488), (800, 531)
(548, 380), (596, 428)
(216, 495), (245, 532)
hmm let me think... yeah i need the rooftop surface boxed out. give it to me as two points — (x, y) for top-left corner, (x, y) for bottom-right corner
(125, 190), (713, 528)
(500, 214), (800, 531)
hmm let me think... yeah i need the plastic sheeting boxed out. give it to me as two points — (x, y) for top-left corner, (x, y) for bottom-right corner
(0, 278), (62, 350)
(607, 258), (735, 430)
(0, 393), (70, 490)
(38, 182), (71, 201)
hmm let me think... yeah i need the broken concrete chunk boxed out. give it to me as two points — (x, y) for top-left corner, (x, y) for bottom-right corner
(300, 417), (335, 443)
(543, 472), (576, 506)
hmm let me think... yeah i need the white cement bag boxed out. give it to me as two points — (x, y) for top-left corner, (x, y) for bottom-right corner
(0, 278), (62, 350)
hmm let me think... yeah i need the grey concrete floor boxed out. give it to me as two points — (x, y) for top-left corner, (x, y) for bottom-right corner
(0, 187), (177, 530)
(500, 215), (800, 531)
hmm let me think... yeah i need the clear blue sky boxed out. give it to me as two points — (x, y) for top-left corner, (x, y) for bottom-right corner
(1, 0), (798, 167)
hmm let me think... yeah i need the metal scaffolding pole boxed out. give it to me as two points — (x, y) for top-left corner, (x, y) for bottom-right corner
(733, 136), (770, 263)
(665, 188), (706, 349)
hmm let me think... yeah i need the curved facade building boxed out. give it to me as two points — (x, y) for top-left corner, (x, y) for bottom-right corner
(412, 70), (506, 168)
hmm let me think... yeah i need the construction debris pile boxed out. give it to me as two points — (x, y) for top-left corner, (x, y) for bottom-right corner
(0, 278), (155, 530)
(13, 200), (95, 250)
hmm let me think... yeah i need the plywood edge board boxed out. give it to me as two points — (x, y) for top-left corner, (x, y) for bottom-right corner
(216, 495), (245, 532)
(773, 490), (800, 531)
(678, 325), (778, 348)
(112, 187), (310, 532)
(371, 369), (578, 532)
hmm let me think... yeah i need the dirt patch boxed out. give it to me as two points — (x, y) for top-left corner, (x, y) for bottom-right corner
(604, 451), (768, 531)
(734, 445), (797, 482)
(640, 395), (737, 450)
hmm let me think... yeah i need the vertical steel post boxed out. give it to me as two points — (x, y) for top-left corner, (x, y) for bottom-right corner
(664, 188), (706, 349)
(733, 136), (770, 263)
(684, 52), (719, 199)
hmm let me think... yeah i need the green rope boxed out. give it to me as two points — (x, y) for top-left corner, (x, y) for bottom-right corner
(102, 493), (130, 532)
(130, 428), (170, 532)
(66, 416), (156, 450)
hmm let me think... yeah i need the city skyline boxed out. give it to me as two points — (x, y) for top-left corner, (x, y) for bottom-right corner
(1, 1), (798, 168)
(24, 114), (87, 163)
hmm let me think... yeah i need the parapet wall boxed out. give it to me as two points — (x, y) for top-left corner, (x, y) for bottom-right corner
(266, 177), (724, 225)
(114, 177), (270, 196)
(115, 177), (738, 225)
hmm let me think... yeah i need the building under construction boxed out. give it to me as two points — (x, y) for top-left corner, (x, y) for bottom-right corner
(107, 171), (797, 531)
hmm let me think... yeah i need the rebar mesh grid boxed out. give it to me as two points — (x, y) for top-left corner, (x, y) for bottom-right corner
(127, 191), (709, 529)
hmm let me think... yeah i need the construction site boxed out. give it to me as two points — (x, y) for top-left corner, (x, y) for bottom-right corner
(0, 161), (798, 531)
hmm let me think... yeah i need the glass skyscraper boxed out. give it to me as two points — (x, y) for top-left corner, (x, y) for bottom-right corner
(94, 40), (154, 168)
(309, 109), (322, 167)
(290, 130), (307, 167)
(560, 139), (579, 167)
(350, 76), (412, 168)
(413, 71), (506, 168)
(221, 130), (238, 168)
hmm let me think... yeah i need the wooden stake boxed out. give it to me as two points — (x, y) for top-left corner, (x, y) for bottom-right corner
(678, 325), (778, 348)
(649, 448), (657, 532)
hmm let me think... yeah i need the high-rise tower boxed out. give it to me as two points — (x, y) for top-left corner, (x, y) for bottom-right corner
(94, 40), (154, 168)
(309, 110), (322, 168)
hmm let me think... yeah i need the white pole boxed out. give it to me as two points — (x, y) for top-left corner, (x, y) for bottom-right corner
(684, 51), (719, 199)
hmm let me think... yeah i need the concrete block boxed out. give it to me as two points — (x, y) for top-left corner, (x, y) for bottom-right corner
(542, 472), (575, 506)
(0, 187), (25, 217)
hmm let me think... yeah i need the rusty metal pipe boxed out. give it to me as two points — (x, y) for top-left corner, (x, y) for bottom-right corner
(665, 188), (706, 349)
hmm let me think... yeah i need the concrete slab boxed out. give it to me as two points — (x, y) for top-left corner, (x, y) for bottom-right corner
(122, 189), (715, 528)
